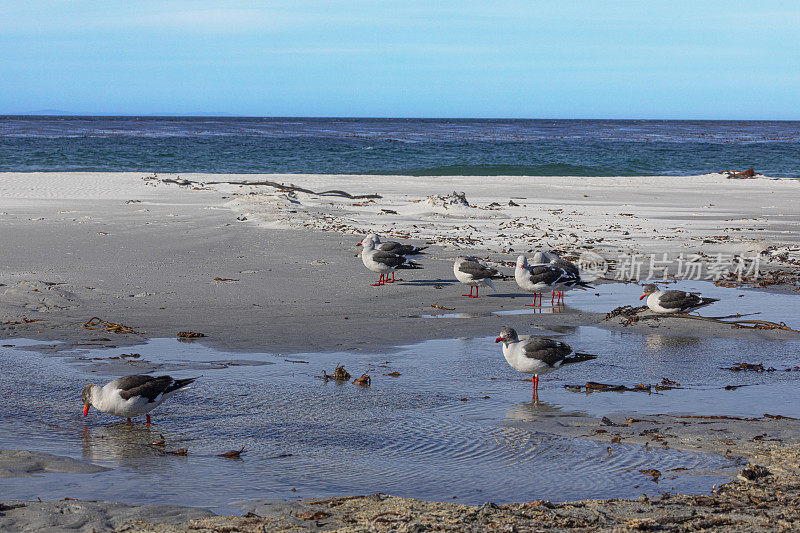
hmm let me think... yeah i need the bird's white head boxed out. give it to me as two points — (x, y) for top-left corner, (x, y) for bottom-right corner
(495, 326), (519, 345)
(531, 251), (547, 264)
(358, 234), (379, 250)
(81, 383), (98, 417)
(640, 283), (658, 300)
(515, 255), (527, 268)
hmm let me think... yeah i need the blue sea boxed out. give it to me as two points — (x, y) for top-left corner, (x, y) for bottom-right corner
(1, 116), (799, 177)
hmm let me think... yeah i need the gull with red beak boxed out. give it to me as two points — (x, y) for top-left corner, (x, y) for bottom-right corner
(495, 327), (597, 401)
(640, 283), (719, 314)
(515, 255), (591, 307)
(82, 375), (196, 425)
(359, 234), (422, 286)
(453, 256), (505, 298)
(358, 233), (427, 256)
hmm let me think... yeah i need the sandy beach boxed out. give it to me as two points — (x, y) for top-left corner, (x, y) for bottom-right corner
(2, 171), (800, 531)
(1, 171), (798, 351)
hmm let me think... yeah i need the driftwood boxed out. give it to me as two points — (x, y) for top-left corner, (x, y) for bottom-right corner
(605, 305), (800, 333)
(83, 317), (139, 334)
(162, 178), (381, 200)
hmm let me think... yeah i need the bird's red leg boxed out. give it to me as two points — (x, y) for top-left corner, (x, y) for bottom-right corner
(145, 414), (151, 426)
(372, 274), (385, 286)
(473, 286), (479, 298)
(385, 272), (395, 284)
(463, 286), (473, 297)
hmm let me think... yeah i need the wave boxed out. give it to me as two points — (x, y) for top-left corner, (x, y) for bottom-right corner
(387, 163), (645, 177)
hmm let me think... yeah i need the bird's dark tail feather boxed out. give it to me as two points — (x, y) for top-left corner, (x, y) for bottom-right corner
(166, 377), (198, 393)
(397, 262), (423, 270)
(561, 352), (598, 365)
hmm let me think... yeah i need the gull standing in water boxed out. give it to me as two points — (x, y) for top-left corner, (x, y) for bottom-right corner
(495, 327), (597, 401)
(82, 375), (196, 425)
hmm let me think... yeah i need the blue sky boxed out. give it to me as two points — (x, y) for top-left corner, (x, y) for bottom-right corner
(2, 1), (799, 118)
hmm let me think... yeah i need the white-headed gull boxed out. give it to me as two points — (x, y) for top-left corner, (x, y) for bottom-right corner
(531, 251), (580, 277)
(453, 256), (504, 298)
(495, 327), (597, 400)
(359, 233), (427, 255)
(82, 375), (196, 425)
(515, 255), (591, 306)
(640, 284), (719, 314)
(359, 236), (422, 285)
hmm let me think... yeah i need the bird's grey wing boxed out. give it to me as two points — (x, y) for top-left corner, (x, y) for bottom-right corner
(554, 258), (579, 276)
(378, 242), (402, 254)
(117, 375), (173, 402)
(659, 290), (701, 310)
(526, 265), (565, 285)
(458, 260), (498, 280)
(522, 337), (573, 366)
(371, 250), (405, 268)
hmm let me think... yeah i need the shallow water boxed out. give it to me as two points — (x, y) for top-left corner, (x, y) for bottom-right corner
(4, 300), (800, 513)
(416, 280), (800, 324)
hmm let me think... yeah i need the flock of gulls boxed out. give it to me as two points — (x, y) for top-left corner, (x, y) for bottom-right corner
(81, 233), (721, 423)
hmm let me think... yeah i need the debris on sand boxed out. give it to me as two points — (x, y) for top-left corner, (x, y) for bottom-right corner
(723, 363), (775, 372)
(737, 465), (770, 481)
(353, 373), (371, 386)
(426, 191), (470, 209)
(83, 317), (139, 334)
(323, 364), (351, 382)
(1, 317), (43, 325)
(723, 168), (761, 179)
(177, 331), (205, 338)
(296, 510), (331, 520)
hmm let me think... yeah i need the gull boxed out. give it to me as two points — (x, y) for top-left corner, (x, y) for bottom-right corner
(453, 256), (504, 298)
(640, 284), (719, 313)
(515, 255), (591, 306)
(359, 236), (422, 285)
(359, 233), (427, 255)
(82, 375), (196, 425)
(531, 251), (580, 276)
(495, 327), (597, 400)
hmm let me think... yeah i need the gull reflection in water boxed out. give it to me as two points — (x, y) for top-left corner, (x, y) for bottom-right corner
(81, 422), (180, 470)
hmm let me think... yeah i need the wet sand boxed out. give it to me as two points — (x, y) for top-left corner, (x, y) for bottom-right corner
(2, 172), (800, 531)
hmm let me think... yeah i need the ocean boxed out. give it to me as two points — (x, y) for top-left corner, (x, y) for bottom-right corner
(1, 116), (799, 177)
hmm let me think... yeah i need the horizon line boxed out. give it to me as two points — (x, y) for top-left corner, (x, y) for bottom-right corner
(3, 113), (800, 122)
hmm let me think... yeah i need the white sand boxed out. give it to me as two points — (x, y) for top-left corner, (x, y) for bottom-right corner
(1, 172), (797, 353)
(184, 172), (800, 260)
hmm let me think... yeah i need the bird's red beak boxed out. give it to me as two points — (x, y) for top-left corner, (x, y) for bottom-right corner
(357, 241), (363, 246)
(639, 294), (647, 300)
(495, 337), (504, 343)
(83, 404), (89, 417)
